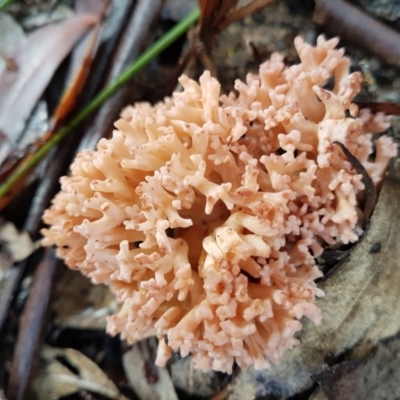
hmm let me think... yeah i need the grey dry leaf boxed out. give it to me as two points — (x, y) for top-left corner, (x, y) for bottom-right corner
(312, 333), (400, 400)
(33, 346), (123, 400)
(123, 337), (179, 400)
(228, 157), (400, 399)
(0, 13), (98, 157)
(53, 268), (117, 330)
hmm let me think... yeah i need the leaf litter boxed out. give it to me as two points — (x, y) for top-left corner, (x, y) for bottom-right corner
(0, 12), (99, 162)
(33, 346), (126, 400)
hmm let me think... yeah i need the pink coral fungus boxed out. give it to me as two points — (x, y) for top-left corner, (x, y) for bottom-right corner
(42, 36), (396, 373)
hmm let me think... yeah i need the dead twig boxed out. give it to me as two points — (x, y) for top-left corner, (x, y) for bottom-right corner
(78, 0), (164, 152)
(314, 0), (400, 69)
(7, 248), (58, 400)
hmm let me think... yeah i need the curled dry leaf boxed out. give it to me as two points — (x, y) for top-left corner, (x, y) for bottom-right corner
(33, 346), (124, 400)
(228, 157), (400, 399)
(0, 13), (98, 160)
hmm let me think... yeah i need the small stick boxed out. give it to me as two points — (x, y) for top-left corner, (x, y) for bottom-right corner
(314, 0), (400, 69)
(7, 248), (58, 400)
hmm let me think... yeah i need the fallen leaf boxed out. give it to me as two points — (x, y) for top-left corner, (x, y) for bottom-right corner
(313, 333), (400, 400)
(0, 13), (98, 156)
(227, 157), (400, 399)
(0, 12), (25, 74)
(33, 346), (124, 400)
(123, 337), (179, 400)
(52, 268), (117, 330)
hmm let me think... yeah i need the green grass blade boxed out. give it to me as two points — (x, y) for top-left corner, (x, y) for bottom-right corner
(0, 0), (13, 12)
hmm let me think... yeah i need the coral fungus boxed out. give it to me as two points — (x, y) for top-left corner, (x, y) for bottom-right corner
(42, 36), (397, 373)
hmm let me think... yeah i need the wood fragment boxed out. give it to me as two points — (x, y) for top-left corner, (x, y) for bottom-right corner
(314, 0), (400, 69)
(7, 248), (58, 400)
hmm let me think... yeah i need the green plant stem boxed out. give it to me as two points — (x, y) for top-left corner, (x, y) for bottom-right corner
(0, 0), (13, 11)
(0, 7), (200, 199)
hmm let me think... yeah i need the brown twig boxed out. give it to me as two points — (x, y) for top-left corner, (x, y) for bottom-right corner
(78, 0), (164, 152)
(314, 0), (400, 69)
(7, 248), (58, 400)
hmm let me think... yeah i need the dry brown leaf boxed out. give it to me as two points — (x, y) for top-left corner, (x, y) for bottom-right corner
(228, 157), (400, 399)
(33, 346), (124, 400)
(0, 13), (98, 154)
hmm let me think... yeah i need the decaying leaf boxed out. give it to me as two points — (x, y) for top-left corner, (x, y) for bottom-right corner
(0, 13), (98, 153)
(52, 268), (116, 330)
(312, 333), (400, 400)
(33, 346), (124, 400)
(227, 157), (400, 399)
(123, 337), (179, 400)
